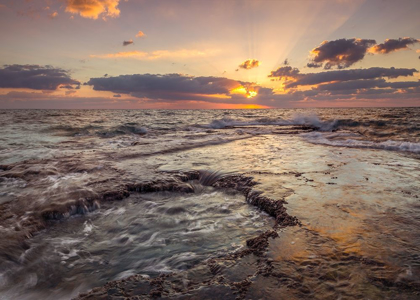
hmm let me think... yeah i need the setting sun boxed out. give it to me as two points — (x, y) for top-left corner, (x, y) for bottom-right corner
(247, 90), (258, 98)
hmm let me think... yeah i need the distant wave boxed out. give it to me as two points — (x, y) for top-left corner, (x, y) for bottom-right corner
(205, 114), (328, 129)
(301, 132), (420, 153)
(47, 123), (148, 137)
(205, 114), (393, 132)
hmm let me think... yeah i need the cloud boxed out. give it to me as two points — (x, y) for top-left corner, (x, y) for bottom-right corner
(136, 31), (146, 38)
(123, 39), (133, 46)
(4, 71), (420, 108)
(309, 38), (376, 69)
(0, 64), (80, 90)
(86, 73), (268, 101)
(65, 90), (77, 95)
(314, 78), (420, 91)
(65, 0), (121, 20)
(269, 67), (417, 88)
(90, 49), (218, 60)
(49, 11), (58, 19)
(268, 66), (300, 80)
(370, 37), (420, 54)
(306, 62), (322, 68)
(239, 59), (260, 70)
(91, 51), (148, 59)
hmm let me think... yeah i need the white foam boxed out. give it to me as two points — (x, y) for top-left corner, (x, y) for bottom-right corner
(206, 113), (337, 131)
(301, 132), (420, 153)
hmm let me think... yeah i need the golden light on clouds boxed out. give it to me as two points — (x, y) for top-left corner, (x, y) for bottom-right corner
(49, 11), (58, 19)
(136, 31), (146, 38)
(238, 59), (260, 70)
(65, 0), (121, 20)
(90, 50), (148, 59)
(90, 49), (219, 60)
(230, 86), (258, 98)
(230, 86), (248, 95)
(247, 90), (257, 98)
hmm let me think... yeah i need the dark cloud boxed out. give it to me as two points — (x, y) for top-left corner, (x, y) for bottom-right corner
(239, 59), (260, 70)
(268, 66), (300, 80)
(314, 79), (420, 91)
(283, 59), (289, 65)
(87, 73), (262, 101)
(282, 67), (417, 87)
(370, 37), (420, 54)
(123, 40), (133, 46)
(60, 85), (75, 89)
(309, 38), (376, 69)
(306, 62), (322, 68)
(315, 79), (385, 91)
(0, 64), (80, 90)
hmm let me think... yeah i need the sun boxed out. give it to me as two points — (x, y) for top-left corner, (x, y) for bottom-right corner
(247, 90), (257, 98)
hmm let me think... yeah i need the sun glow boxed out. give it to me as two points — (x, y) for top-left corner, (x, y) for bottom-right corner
(230, 86), (258, 99)
(247, 90), (257, 98)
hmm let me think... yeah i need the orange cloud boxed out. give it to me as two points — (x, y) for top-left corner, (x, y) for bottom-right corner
(239, 59), (260, 70)
(65, 0), (121, 20)
(136, 31), (146, 38)
(49, 11), (58, 19)
(90, 51), (148, 59)
(90, 49), (219, 60)
(230, 85), (258, 98)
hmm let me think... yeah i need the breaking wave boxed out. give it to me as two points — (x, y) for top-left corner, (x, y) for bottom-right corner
(47, 123), (148, 137)
(301, 132), (420, 153)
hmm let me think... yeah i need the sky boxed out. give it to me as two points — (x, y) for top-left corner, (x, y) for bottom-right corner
(0, 0), (419, 109)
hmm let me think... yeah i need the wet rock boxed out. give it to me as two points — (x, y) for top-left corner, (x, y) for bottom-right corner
(245, 230), (279, 257)
(211, 174), (299, 228)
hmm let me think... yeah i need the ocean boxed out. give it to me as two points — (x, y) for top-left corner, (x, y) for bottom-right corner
(0, 108), (419, 299)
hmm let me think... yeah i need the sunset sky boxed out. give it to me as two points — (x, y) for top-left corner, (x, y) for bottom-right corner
(0, 0), (419, 109)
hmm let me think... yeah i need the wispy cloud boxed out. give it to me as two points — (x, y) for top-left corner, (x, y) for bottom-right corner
(90, 51), (148, 59)
(90, 49), (219, 60)
(49, 11), (58, 19)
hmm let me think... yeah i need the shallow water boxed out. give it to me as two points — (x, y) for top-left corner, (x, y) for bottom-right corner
(0, 108), (419, 299)
(0, 187), (272, 299)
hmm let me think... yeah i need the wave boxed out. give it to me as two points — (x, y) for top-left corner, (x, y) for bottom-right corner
(46, 123), (148, 138)
(205, 114), (342, 131)
(96, 124), (148, 137)
(205, 114), (323, 129)
(301, 132), (420, 153)
(204, 113), (419, 143)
